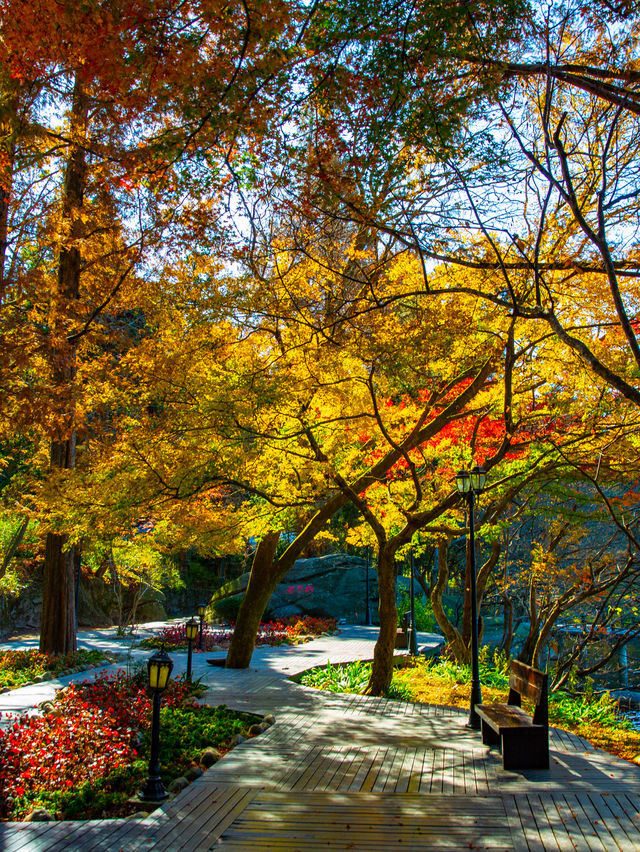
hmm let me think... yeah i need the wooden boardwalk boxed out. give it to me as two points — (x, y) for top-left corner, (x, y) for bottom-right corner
(2, 627), (640, 850)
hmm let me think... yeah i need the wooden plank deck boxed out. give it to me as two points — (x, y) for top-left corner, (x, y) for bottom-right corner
(2, 627), (640, 850)
(214, 791), (515, 851)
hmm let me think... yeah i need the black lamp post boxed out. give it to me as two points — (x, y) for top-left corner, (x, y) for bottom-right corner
(364, 547), (371, 626)
(409, 550), (418, 655)
(197, 603), (206, 650)
(139, 646), (174, 802)
(455, 465), (487, 730)
(185, 617), (198, 682)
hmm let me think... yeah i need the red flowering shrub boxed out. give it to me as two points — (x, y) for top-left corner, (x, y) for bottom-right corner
(257, 621), (288, 644)
(285, 616), (337, 637)
(140, 623), (234, 651)
(0, 708), (135, 803)
(0, 669), (193, 818)
(0, 668), (257, 821)
(55, 669), (192, 732)
(142, 616), (337, 652)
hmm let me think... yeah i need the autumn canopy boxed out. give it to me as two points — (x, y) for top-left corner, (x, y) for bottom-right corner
(1, 0), (640, 693)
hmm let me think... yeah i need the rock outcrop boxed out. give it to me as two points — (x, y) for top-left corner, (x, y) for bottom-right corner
(210, 553), (379, 623)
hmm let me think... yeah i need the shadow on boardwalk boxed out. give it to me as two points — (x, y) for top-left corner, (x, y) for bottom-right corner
(2, 626), (640, 850)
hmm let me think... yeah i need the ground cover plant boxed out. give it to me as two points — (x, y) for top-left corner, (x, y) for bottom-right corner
(300, 652), (640, 763)
(0, 668), (259, 821)
(301, 659), (371, 693)
(140, 616), (337, 652)
(0, 649), (108, 690)
(299, 658), (414, 701)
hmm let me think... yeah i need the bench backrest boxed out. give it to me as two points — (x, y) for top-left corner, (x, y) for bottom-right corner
(507, 660), (548, 727)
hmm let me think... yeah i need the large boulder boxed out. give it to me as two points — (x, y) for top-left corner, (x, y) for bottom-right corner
(76, 578), (167, 626)
(135, 587), (167, 622)
(211, 554), (379, 623)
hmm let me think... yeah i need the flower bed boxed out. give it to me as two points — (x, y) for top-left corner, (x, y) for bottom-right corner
(0, 669), (260, 821)
(140, 615), (338, 652)
(0, 649), (109, 691)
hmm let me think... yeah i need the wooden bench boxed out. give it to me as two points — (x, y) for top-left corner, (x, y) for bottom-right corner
(476, 660), (549, 770)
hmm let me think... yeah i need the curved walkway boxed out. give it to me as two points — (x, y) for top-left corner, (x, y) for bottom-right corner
(2, 627), (640, 850)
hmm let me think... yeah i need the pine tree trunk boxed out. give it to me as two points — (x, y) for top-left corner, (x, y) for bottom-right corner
(40, 75), (87, 655)
(41, 485), (77, 654)
(366, 544), (397, 696)
(226, 531), (281, 668)
(0, 81), (18, 297)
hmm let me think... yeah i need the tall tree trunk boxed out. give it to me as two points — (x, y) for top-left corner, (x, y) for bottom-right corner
(366, 543), (397, 695)
(518, 577), (540, 666)
(41, 445), (76, 653)
(0, 80), (18, 298)
(430, 538), (468, 661)
(226, 531), (281, 668)
(500, 593), (513, 655)
(40, 75), (88, 655)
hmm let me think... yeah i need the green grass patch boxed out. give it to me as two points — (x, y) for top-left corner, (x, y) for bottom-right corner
(301, 659), (371, 693)
(153, 704), (259, 774)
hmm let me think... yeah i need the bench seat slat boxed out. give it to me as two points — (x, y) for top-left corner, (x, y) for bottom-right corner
(476, 703), (543, 733)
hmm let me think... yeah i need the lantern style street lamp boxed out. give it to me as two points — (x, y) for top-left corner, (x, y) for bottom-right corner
(197, 603), (206, 650)
(455, 465), (487, 729)
(139, 646), (174, 802)
(185, 617), (199, 682)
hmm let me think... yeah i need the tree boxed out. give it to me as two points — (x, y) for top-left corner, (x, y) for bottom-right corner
(62, 237), (509, 675)
(0, 0), (325, 651)
(491, 470), (640, 681)
(292, 2), (640, 688)
(287, 0), (640, 418)
(5, 0), (639, 667)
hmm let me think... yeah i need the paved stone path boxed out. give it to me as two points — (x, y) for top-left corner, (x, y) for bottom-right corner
(0, 623), (158, 724)
(2, 626), (640, 850)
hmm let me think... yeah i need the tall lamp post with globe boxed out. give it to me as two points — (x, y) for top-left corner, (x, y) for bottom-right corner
(455, 465), (487, 730)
